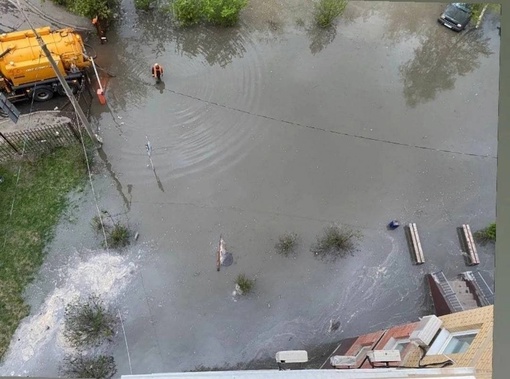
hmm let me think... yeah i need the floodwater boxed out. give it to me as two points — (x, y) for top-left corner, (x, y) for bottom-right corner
(0, 0), (499, 376)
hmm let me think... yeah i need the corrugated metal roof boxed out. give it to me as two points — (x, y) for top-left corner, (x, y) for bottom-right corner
(122, 367), (476, 379)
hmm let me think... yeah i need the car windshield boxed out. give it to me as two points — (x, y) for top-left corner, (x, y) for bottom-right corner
(445, 3), (471, 23)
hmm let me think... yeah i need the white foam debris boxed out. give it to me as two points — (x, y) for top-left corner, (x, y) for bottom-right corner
(0, 251), (136, 375)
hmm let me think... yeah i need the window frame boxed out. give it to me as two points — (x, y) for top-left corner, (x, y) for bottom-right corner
(384, 337), (410, 352)
(427, 328), (479, 355)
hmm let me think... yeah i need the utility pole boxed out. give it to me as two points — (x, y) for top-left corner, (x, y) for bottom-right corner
(13, 0), (103, 147)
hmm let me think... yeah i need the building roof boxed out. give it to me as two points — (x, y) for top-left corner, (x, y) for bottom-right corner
(122, 367), (476, 379)
(403, 305), (493, 379)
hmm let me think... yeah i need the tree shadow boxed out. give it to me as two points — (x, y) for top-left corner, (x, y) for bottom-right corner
(399, 27), (494, 108)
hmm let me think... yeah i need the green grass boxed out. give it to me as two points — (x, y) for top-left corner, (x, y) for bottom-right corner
(0, 144), (89, 359)
(235, 274), (255, 295)
(314, 0), (348, 28)
(107, 223), (130, 249)
(61, 354), (117, 379)
(90, 211), (131, 249)
(474, 222), (496, 245)
(311, 224), (361, 261)
(275, 232), (299, 256)
(64, 295), (117, 348)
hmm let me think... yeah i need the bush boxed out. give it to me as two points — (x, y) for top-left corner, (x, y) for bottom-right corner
(135, 0), (153, 10)
(64, 295), (117, 348)
(235, 274), (254, 295)
(311, 225), (361, 260)
(275, 232), (299, 256)
(91, 215), (103, 232)
(49, 0), (118, 20)
(474, 223), (496, 244)
(61, 354), (117, 379)
(91, 211), (131, 249)
(314, 0), (348, 28)
(171, 0), (204, 26)
(107, 223), (130, 249)
(202, 0), (248, 26)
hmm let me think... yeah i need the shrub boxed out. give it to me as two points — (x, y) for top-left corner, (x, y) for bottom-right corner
(202, 0), (248, 26)
(235, 274), (254, 295)
(311, 224), (361, 260)
(91, 215), (103, 232)
(107, 223), (130, 249)
(49, 0), (117, 20)
(474, 223), (496, 244)
(314, 0), (348, 28)
(64, 295), (117, 348)
(61, 354), (117, 379)
(171, 0), (204, 26)
(135, 0), (153, 10)
(275, 232), (299, 256)
(90, 211), (131, 249)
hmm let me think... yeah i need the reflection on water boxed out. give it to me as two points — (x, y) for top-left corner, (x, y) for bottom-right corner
(306, 25), (337, 55)
(400, 28), (493, 108)
(133, 11), (249, 68)
(174, 26), (248, 68)
(379, 2), (444, 45)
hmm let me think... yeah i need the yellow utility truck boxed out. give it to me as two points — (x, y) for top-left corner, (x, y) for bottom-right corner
(0, 27), (91, 103)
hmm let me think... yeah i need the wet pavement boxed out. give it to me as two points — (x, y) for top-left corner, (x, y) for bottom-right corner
(0, 1), (499, 376)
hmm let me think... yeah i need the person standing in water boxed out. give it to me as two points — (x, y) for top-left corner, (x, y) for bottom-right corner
(152, 63), (164, 82)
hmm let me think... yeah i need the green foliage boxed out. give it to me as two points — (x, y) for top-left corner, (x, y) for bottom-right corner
(171, 0), (204, 26)
(202, 0), (247, 26)
(235, 274), (255, 295)
(0, 145), (88, 359)
(314, 0), (348, 28)
(474, 223), (496, 244)
(50, 0), (117, 20)
(311, 225), (361, 260)
(90, 211), (131, 249)
(169, 0), (247, 26)
(108, 223), (130, 248)
(275, 232), (299, 256)
(61, 354), (117, 379)
(64, 295), (117, 348)
(470, 3), (501, 26)
(135, 0), (153, 11)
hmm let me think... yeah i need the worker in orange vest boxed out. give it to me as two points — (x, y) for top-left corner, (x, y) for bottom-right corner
(152, 63), (164, 82)
(92, 16), (107, 44)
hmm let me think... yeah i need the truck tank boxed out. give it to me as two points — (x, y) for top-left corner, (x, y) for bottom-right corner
(0, 27), (91, 88)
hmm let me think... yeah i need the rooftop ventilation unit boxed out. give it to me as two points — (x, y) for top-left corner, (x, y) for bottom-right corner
(330, 355), (357, 367)
(410, 315), (443, 347)
(275, 350), (308, 364)
(366, 350), (402, 363)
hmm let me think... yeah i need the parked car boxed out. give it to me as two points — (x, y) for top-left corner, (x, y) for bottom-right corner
(438, 3), (473, 32)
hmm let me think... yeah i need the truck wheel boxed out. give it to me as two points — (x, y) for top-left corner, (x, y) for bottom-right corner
(57, 83), (78, 96)
(33, 86), (54, 102)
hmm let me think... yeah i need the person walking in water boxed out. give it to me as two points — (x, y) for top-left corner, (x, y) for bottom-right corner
(152, 63), (164, 82)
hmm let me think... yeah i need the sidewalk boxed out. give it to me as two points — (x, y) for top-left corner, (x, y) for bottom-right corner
(1, 0), (93, 33)
(0, 111), (73, 133)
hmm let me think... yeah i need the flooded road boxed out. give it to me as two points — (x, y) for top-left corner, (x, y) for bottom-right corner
(91, 1), (498, 373)
(0, 0), (499, 376)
